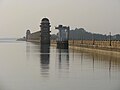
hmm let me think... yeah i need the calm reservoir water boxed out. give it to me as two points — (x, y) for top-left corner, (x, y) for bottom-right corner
(0, 40), (120, 90)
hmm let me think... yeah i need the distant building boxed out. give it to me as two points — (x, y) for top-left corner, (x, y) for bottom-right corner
(28, 31), (40, 40)
(26, 30), (31, 41)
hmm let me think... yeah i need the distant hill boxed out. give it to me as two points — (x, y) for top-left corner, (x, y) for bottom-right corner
(69, 28), (120, 40)
(51, 28), (120, 40)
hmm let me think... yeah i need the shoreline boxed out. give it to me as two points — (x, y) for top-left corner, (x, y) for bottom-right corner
(69, 45), (120, 58)
(24, 40), (120, 58)
(51, 43), (120, 58)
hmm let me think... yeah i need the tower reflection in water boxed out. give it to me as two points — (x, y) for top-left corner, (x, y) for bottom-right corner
(40, 44), (50, 77)
(57, 49), (69, 71)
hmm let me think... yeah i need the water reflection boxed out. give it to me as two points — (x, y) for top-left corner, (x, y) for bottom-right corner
(109, 54), (112, 79)
(26, 42), (50, 77)
(26, 42), (31, 60)
(92, 53), (95, 72)
(80, 52), (84, 69)
(40, 44), (50, 77)
(74, 49), (120, 80)
(91, 53), (115, 79)
(15, 42), (120, 90)
(26, 42), (40, 59)
(26, 42), (31, 53)
(57, 49), (69, 71)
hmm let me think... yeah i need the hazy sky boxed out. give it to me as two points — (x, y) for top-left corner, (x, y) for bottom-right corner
(0, 0), (120, 38)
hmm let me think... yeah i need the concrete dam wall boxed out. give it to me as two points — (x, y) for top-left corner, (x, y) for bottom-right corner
(26, 30), (120, 52)
(51, 40), (120, 51)
(26, 31), (40, 42)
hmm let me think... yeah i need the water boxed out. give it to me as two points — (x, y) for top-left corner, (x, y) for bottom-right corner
(0, 41), (120, 90)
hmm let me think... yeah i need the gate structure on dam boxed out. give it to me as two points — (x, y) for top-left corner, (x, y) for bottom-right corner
(55, 25), (70, 49)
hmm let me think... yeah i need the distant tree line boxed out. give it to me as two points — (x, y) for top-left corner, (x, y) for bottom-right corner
(51, 28), (120, 40)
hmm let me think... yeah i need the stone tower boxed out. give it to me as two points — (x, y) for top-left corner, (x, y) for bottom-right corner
(26, 30), (31, 41)
(40, 18), (51, 45)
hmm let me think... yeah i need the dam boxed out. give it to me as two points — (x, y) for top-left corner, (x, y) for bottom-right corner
(0, 18), (119, 90)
